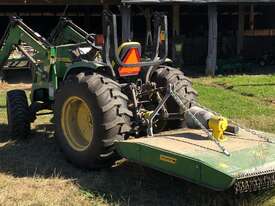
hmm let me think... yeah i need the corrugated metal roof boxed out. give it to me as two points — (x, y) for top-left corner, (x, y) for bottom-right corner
(121, 0), (275, 3)
(0, 0), (120, 5)
(1, 0), (274, 5)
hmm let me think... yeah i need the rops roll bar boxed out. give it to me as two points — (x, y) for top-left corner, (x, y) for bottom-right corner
(103, 10), (168, 68)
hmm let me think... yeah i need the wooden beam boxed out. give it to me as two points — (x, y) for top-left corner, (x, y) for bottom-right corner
(144, 8), (152, 46)
(249, 5), (255, 31)
(172, 4), (180, 61)
(0, 0), (120, 5)
(237, 5), (244, 55)
(102, 4), (109, 35)
(120, 4), (131, 42)
(206, 5), (218, 76)
(173, 5), (180, 37)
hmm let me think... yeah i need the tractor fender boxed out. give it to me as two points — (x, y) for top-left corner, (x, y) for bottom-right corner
(164, 58), (173, 66)
(148, 57), (173, 65)
(142, 59), (175, 83)
(63, 61), (111, 80)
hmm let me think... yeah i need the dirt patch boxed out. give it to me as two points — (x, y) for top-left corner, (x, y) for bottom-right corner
(0, 82), (9, 90)
(0, 82), (31, 91)
(0, 174), (93, 206)
(264, 98), (275, 105)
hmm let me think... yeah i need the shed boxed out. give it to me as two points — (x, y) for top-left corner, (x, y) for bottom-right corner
(0, 1), (274, 75)
(121, 0), (275, 75)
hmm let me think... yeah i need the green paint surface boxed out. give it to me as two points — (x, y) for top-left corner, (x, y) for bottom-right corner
(116, 136), (275, 191)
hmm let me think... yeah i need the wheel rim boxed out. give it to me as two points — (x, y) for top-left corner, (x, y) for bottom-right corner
(61, 96), (93, 152)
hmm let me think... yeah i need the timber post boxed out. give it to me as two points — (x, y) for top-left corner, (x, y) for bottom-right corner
(120, 4), (131, 42)
(172, 4), (180, 61)
(237, 5), (244, 55)
(206, 4), (218, 76)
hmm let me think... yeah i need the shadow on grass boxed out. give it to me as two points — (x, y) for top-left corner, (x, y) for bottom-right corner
(0, 123), (274, 206)
(216, 83), (275, 90)
(229, 83), (275, 87)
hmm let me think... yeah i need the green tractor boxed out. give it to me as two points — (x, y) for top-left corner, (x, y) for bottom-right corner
(2, 12), (275, 194)
(2, 12), (196, 168)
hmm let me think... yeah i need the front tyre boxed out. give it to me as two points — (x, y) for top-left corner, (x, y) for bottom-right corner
(6, 90), (31, 139)
(54, 73), (132, 169)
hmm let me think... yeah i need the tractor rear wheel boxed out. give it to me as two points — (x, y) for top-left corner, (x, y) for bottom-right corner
(151, 66), (197, 129)
(6, 90), (31, 139)
(54, 72), (132, 169)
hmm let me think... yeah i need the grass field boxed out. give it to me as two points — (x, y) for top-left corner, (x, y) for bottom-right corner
(193, 75), (275, 133)
(0, 75), (275, 205)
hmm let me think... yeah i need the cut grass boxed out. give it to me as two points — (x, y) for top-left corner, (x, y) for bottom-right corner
(196, 75), (275, 102)
(0, 75), (275, 205)
(193, 75), (275, 133)
(0, 174), (94, 206)
(0, 89), (100, 206)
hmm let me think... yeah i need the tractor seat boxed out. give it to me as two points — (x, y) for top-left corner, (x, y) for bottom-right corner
(113, 42), (142, 77)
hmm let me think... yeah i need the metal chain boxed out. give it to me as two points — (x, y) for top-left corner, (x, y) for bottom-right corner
(170, 87), (230, 156)
(179, 94), (274, 144)
(172, 86), (275, 193)
(175, 89), (275, 193)
(161, 85), (275, 193)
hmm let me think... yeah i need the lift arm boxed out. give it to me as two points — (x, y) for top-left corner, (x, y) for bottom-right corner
(0, 16), (52, 68)
(0, 16), (60, 103)
(48, 17), (100, 50)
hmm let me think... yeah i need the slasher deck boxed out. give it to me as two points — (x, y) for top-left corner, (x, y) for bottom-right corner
(124, 128), (269, 154)
(115, 128), (275, 191)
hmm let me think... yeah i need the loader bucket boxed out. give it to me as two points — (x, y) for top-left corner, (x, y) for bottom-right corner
(115, 128), (275, 193)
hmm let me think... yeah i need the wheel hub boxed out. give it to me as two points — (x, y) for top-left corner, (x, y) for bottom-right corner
(61, 96), (93, 151)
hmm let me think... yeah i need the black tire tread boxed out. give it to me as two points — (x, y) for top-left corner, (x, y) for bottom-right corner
(55, 72), (132, 169)
(152, 66), (198, 128)
(6, 90), (31, 139)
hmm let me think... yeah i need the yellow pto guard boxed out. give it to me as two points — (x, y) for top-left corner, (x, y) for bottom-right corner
(208, 116), (228, 142)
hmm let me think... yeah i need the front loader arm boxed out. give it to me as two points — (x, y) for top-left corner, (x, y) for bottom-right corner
(49, 17), (102, 52)
(0, 17), (60, 103)
(0, 16), (51, 67)
(49, 17), (91, 45)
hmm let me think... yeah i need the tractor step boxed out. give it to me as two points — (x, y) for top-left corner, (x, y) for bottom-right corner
(115, 128), (275, 193)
